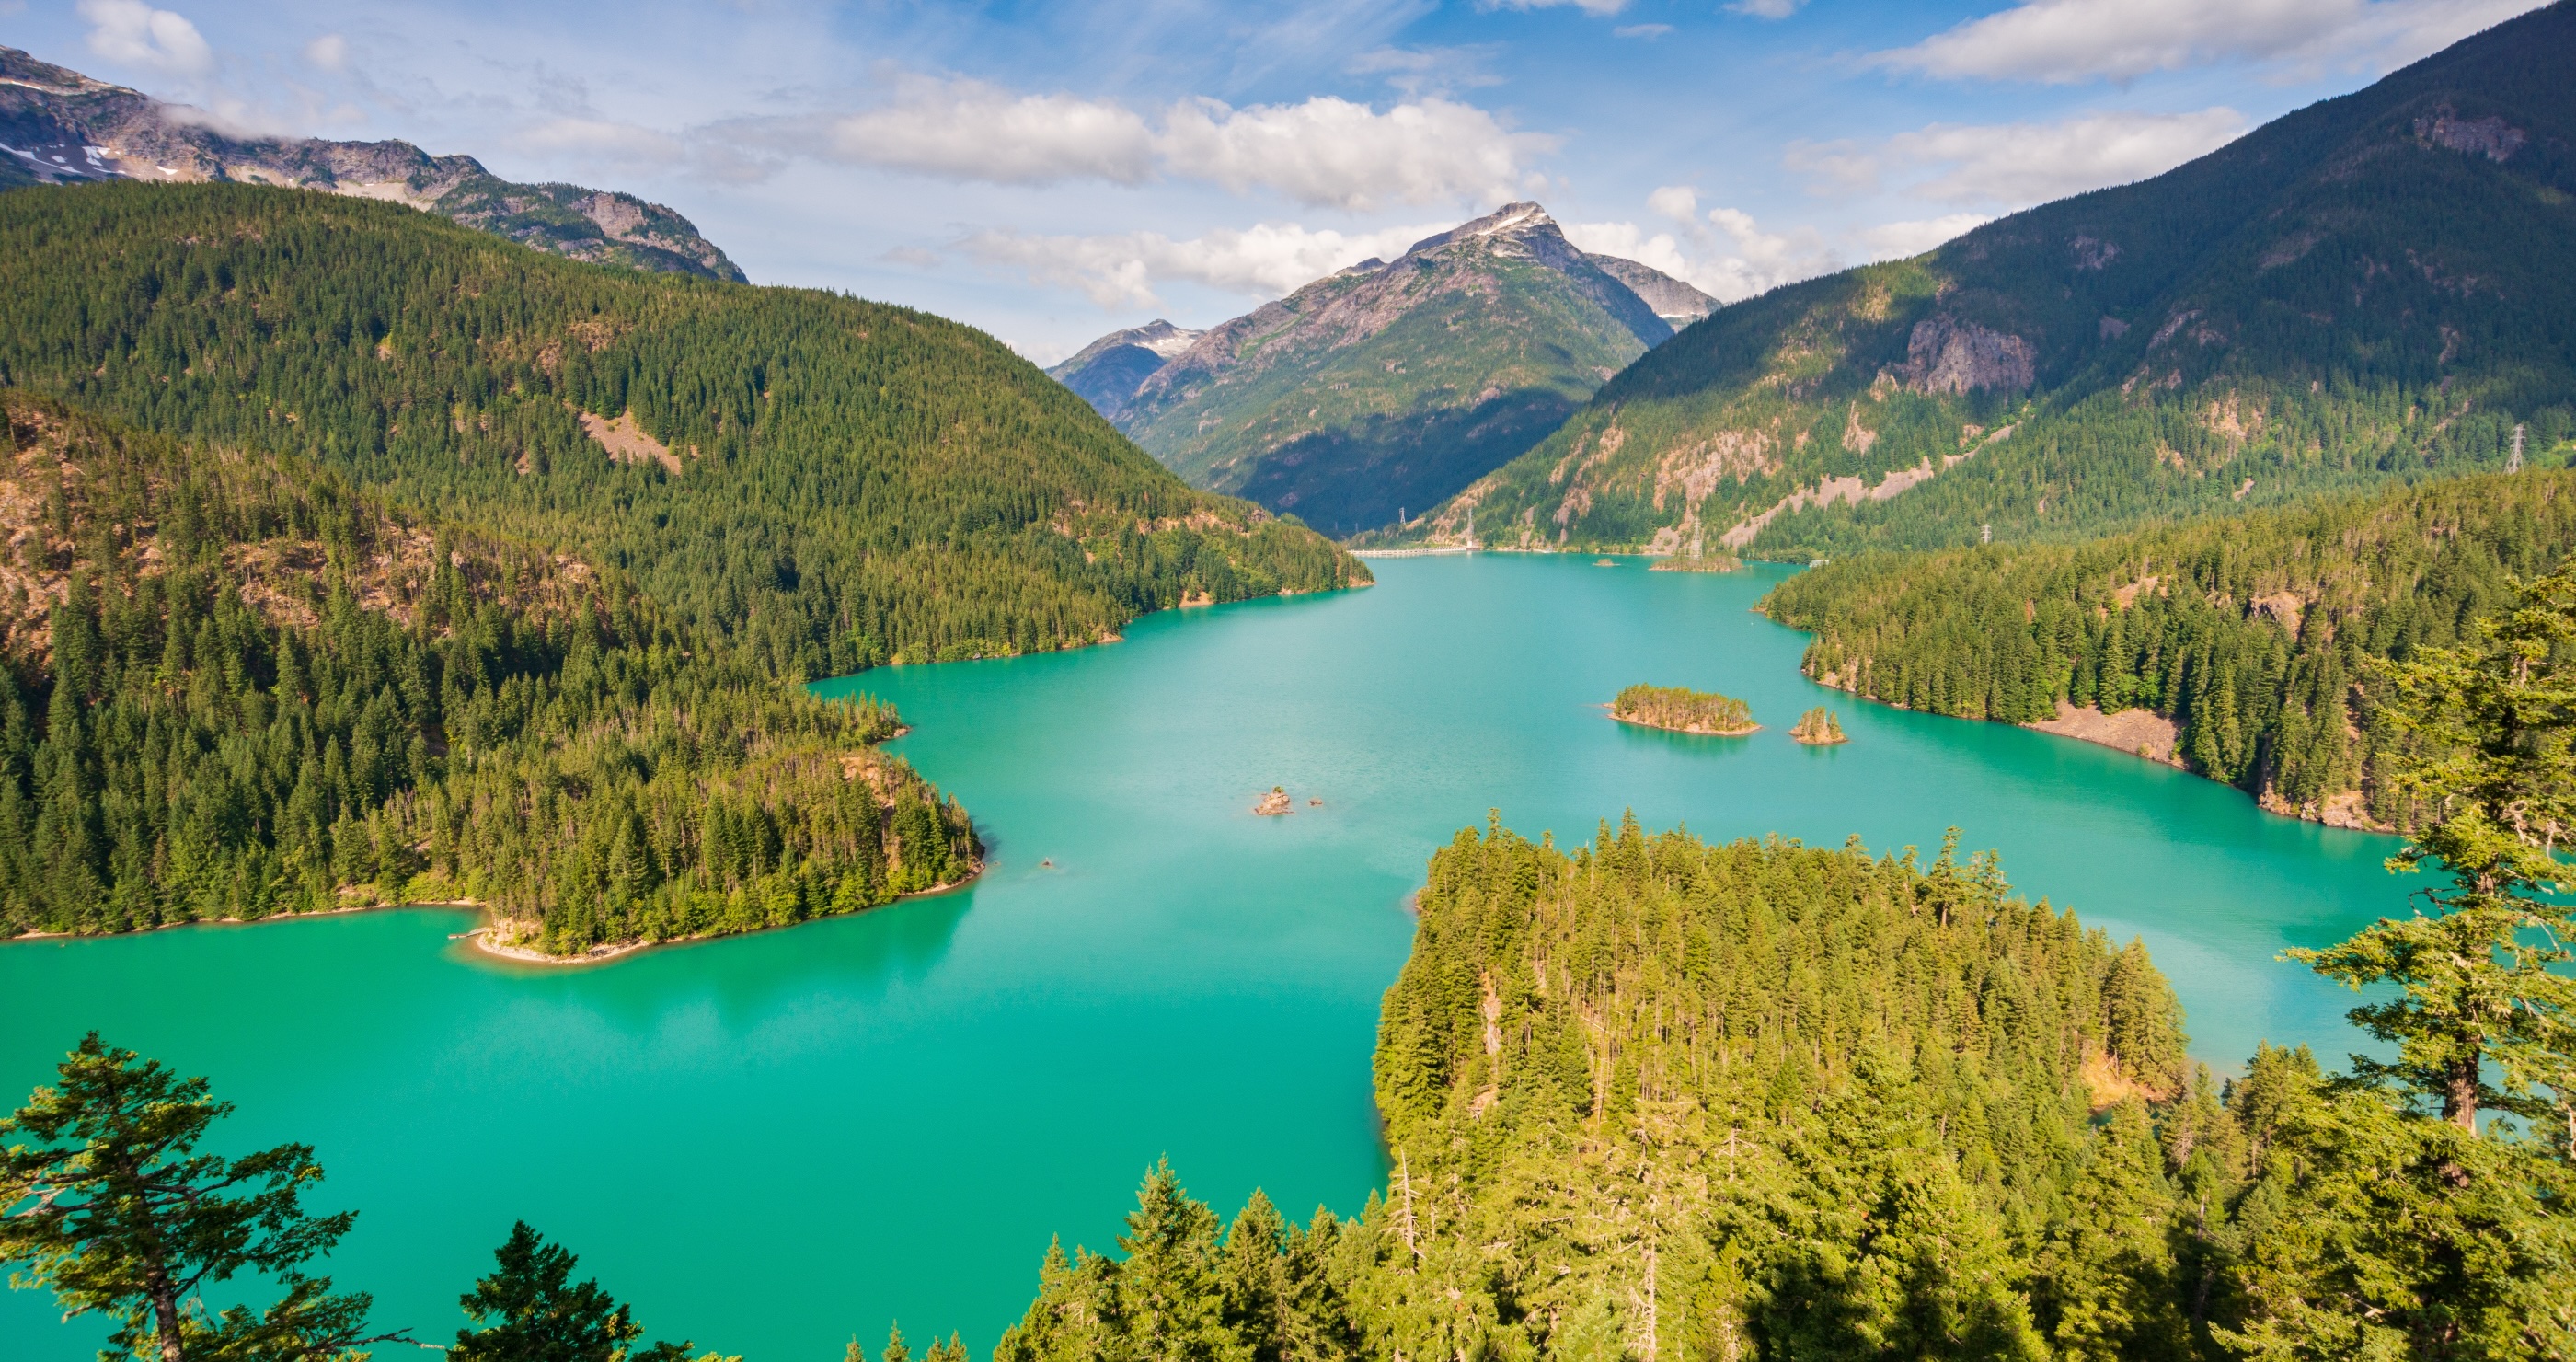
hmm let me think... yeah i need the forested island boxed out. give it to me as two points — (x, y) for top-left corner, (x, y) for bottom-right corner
(1789, 705), (1846, 744)
(1611, 683), (1757, 734)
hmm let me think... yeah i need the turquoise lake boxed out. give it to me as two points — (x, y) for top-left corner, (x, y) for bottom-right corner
(2, 555), (2404, 1360)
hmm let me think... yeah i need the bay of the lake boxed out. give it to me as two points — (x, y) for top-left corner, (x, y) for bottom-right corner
(1, 555), (2401, 1360)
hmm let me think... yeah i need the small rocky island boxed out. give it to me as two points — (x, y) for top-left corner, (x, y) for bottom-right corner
(1611, 684), (1759, 735)
(1255, 787), (1294, 815)
(1650, 551), (1742, 573)
(1790, 706), (1848, 744)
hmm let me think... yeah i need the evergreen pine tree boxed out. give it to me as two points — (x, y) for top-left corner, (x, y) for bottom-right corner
(0, 1033), (404, 1362)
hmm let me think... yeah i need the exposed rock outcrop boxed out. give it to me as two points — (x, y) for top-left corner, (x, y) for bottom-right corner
(1894, 316), (2035, 396)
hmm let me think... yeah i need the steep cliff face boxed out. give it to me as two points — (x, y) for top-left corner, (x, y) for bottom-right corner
(1382, 3), (2576, 558)
(1056, 202), (1709, 537)
(1593, 254), (1719, 327)
(0, 46), (746, 282)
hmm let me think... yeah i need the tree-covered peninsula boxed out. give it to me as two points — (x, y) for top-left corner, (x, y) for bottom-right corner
(1611, 684), (1756, 735)
(1762, 468), (2576, 826)
(0, 393), (973, 953)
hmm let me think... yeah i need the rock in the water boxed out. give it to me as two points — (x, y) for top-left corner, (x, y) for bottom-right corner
(1255, 787), (1294, 815)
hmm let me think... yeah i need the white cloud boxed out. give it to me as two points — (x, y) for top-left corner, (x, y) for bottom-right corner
(1857, 214), (1993, 260)
(959, 220), (1442, 310)
(1647, 184), (1699, 221)
(1481, 0), (1633, 15)
(826, 75), (1157, 185)
(1728, 0), (1808, 17)
(78, 0), (213, 75)
(1159, 95), (1548, 210)
(807, 78), (1547, 211)
(303, 34), (348, 72)
(1613, 24), (1675, 39)
(1875, 0), (2543, 84)
(1564, 206), (1839, 304)
(1790, 108), (2248, 208)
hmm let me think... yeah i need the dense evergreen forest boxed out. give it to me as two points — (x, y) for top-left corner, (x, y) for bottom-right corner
(1371, 2), (2576, 560)
(1762, 469), (2576, 825)
(0, 393), (975, 952)
(992, 816), (2571, 1361)
(0, 182), (1364, 678)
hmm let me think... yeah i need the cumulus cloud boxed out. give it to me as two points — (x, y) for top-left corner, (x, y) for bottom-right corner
(303, 34), (348, 72)
(1646, 184), (1699, 221)
(808, 77), (1547, 211)
(1564, 204), (1838, 304)
(827, 75), (1156, 184)
(959, 220), (1443, 310)
(78, 0), (213, 75)
(1875, 0), (2542, 84)
(1158, 95), (1547, 210)
(1790, 108), (2248, 208)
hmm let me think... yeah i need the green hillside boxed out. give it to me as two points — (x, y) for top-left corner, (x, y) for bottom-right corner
(0, 182), (1365, 678)
(995, 813), (2573, 1361)
(1378, 2), (2576, 558)
(1113, 204), (1679, 537)
(0, 393), (973, 952)
(1762, 468), (2576, 826)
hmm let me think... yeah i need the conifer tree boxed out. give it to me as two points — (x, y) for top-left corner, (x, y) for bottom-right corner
(2293, 564), (2576, 1132)
(451, 1221), (701, 1362)
(0, 1033), (404, 1362)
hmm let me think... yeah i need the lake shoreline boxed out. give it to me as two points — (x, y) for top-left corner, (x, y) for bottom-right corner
(460, 860), (989, 968)
(1609, 711), (1762, 738)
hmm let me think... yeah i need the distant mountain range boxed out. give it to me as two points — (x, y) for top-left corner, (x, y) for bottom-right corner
(0, 45), (744, 282)
(1376, 3), (2576, 557)
(1052, 202), (1718, 536)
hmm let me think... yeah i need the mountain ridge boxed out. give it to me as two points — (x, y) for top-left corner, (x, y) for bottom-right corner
(1061, 202), (1718, 536)
(0, 44), (746, 282)
(1375, 3), (2576, 557)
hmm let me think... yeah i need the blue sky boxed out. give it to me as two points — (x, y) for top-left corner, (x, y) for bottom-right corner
(2, 0), (2547, 360)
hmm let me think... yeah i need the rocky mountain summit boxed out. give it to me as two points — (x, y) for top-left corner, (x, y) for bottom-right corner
(0, 46), (744, 281)
(1058, 202), (1717, 537)
(1048, 319), (1204, 420)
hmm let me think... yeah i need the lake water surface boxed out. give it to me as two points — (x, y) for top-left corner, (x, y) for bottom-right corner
(2, 556), (2405, 1360)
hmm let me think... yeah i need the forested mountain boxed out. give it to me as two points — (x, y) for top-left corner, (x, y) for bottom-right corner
(1374, 2), (2576, 558)
(0, 45), (746, 281)
(1763, 468), (2576, 828)
(0, 393), (975, 953)
(999, 814), (2572, 1360)
(0, 182), (1364, 678)
(1071, 203), (1715, 537)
